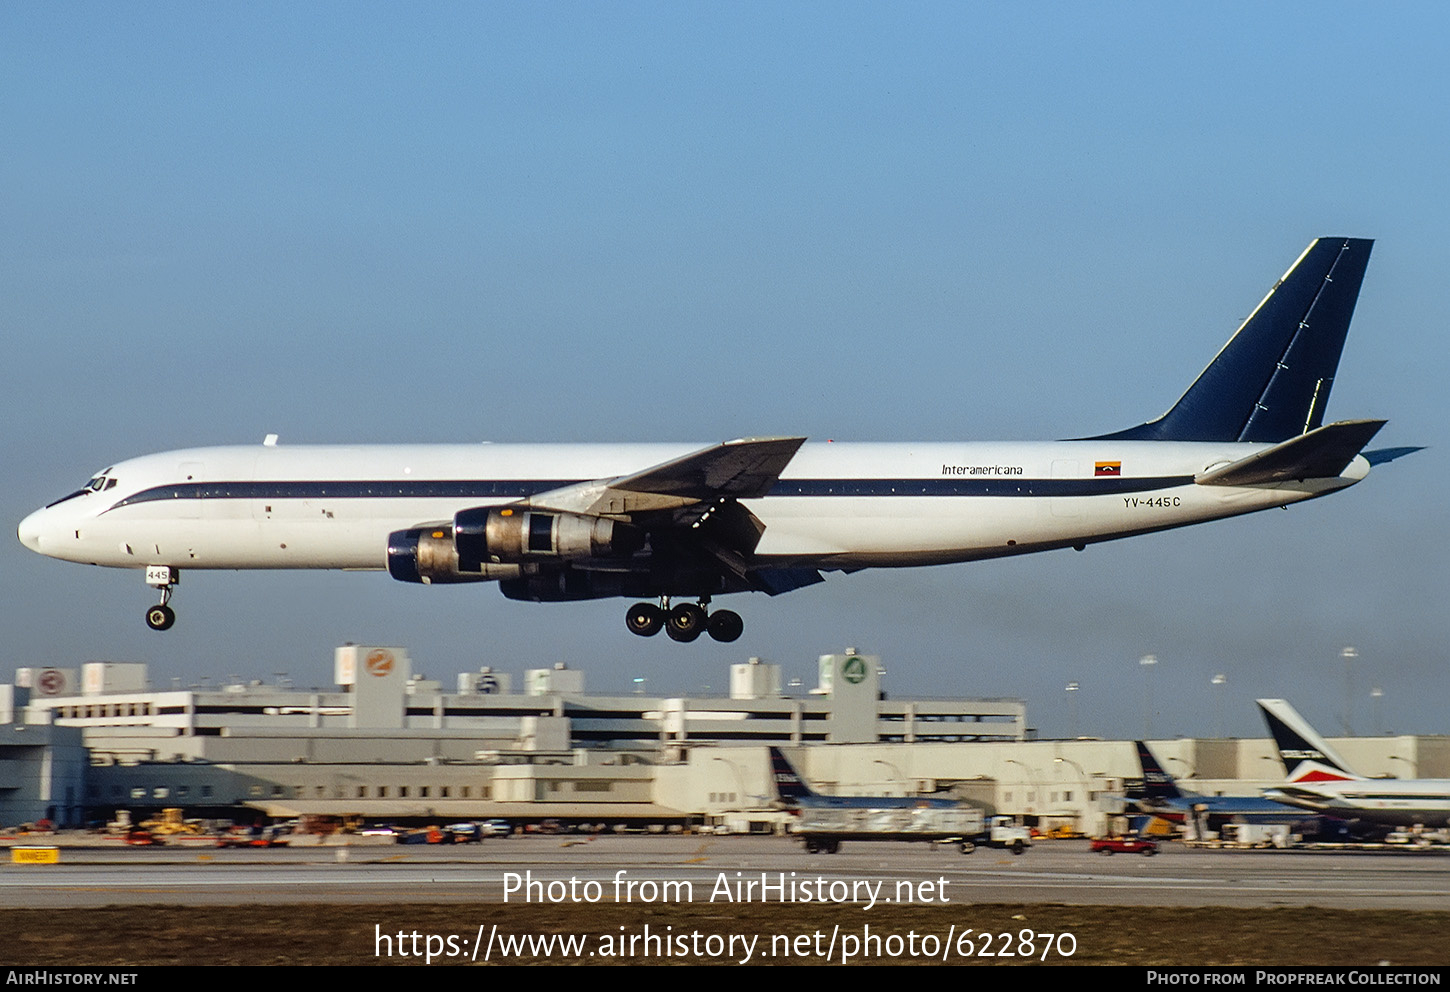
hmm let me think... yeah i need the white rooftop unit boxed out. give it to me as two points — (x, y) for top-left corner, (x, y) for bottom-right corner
(730, 658), (781, 699)
(526, 664), (584, 695)
(82, 663), (147, 696)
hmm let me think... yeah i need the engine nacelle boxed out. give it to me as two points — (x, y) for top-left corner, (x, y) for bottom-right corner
(453, 506), (643, 569)
(387, 526), (522, 585)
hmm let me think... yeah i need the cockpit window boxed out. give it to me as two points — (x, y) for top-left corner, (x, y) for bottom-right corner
(45, 468), (117, 507)
(45, 489), (89, 508)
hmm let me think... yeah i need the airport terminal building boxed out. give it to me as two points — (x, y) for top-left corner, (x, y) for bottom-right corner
(5, 646), (1031, 829)
(5, 645), (1448, 836)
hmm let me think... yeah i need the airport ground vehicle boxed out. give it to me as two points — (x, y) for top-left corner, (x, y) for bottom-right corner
(796, 806), (985, 854)
(980, 816), (1032, 854)
(1092, 836), (1159, 856)
(442, 821), (512, 841)
(772, 747), (1031, 855)
(794, 808), (1033, 855)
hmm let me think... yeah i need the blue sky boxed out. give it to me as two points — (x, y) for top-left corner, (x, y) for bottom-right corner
(3, 3), (1446, 740)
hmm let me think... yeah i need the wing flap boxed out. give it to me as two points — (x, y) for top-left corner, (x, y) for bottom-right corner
(530, 436), (806, 516)
(1195, 419), (1386, 487)
(610, 436), (806, 500)
(747, 567), (826, 596)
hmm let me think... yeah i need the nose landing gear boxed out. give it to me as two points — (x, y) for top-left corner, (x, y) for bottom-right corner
(144, 566), (178, 631)
(624, 598), (742, 643)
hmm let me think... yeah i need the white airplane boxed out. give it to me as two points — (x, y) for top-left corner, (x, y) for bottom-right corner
(18, 238), (1409, 642)
(1258, 699), (1450, 830)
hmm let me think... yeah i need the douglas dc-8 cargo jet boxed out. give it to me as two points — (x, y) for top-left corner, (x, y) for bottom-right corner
(18, 238), (1414, 642)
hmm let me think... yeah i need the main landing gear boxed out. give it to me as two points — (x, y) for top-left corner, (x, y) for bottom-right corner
(144, 565), (178, 631)
(625, 598), (743, 643)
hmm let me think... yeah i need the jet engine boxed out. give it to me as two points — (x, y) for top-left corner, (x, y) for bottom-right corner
(388, 507), (644, 585)
(386, 525), (521, 584)
(453, 506), (643, 569)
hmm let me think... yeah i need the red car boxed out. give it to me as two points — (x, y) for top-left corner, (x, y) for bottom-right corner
(1091, 836), (1158, 856)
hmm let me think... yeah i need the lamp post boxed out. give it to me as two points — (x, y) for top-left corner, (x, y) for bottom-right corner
(874, 759), (903, 796)
(1211, 673), (1227, 738)
(1005, 758), (1040, 815)
(1166, 755), (1194, 780)
(1341, 646), (1358, 735)
(710, 756), (747, 809)
(1051, 755), (1090, 834)
(1140, 655), (1157, 739)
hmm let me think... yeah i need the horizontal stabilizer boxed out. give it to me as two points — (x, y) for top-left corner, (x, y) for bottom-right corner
(1195, 419), (1385, 487)
(1363, 445), (1424, 466)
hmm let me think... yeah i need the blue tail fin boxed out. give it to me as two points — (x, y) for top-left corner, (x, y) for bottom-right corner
(1135, 741), (1186, 801)
(769, 747), (817, 802)
(1094, 238), (1373, 443)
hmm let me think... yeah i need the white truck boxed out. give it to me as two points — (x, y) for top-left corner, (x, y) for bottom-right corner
(978, 815), (1032, 854)
(794, 808), (1031, 855)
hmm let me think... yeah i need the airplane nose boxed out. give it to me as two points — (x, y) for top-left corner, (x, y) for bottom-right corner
(17, 510), (43, 552)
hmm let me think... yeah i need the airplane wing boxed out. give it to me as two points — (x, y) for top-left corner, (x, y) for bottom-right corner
(525, 436), (807, 517)
(1195, 419), (1386, 487)
(518, 437), (819, 592)
(609, 436), (806, 502)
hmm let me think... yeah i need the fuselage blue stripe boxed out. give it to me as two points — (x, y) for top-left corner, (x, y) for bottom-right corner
(106, 475), (1195, 510)
(770, 477), (1190, 496)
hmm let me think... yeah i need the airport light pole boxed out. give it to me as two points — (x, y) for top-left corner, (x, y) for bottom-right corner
(1053, 756), (1089, 821)
(1388, 754), (1416, 778)
(710, 756), (747, 809)
(1340, 646), (1358, 735)
(1139, 655), (1157, 740)
(1166, 755), (1194, 780)
(1211, 673), (1227, 738)
(1371, 686), (1384, 736)
(1005, 758), (1040, 815)
(1065, 682), (1080, 739)
(873, 759), (903, 796)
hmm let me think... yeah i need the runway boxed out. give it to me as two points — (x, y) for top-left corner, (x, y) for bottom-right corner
(5, 836), (1449, 910)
